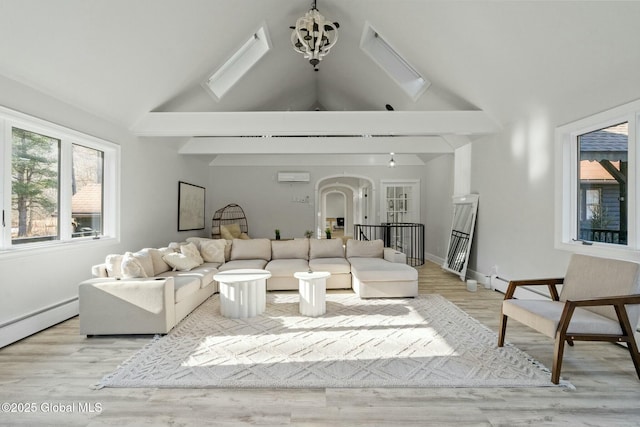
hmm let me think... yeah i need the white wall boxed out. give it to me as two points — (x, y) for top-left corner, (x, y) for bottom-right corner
(423, 154), (455, 263)
(325, 192), (345, 218)
(469, 118), (571, 282)
(208, 165), (445, 246)
(0, 77), (210, 347)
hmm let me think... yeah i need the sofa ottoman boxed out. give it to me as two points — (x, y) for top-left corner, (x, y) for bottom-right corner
(346, 239), (418, 298)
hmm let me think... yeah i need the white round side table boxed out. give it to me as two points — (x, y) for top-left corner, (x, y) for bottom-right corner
(213, 269), (271, 318)
(294, 271), (331, 317)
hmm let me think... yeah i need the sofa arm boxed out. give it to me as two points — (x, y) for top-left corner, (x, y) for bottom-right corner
(384, 248), (407, 264)
(79, 277), (176, 335)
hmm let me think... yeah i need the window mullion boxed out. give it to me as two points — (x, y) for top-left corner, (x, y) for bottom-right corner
(628, 114), (638, 249)
(0, 119), (8, 249)
(58, 140), (73, 241)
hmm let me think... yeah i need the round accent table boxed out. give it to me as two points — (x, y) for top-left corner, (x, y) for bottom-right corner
(213, 269), (271, 318)
(294, 271), (331, 317)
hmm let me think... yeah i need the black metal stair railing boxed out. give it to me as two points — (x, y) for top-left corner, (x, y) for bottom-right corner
(353, 223), (424, 266)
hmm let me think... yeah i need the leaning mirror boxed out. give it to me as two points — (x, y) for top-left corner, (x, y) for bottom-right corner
(443, 194), (479, 281)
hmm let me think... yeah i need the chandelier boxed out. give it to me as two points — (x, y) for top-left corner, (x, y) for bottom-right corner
(290, 0), (339, 71)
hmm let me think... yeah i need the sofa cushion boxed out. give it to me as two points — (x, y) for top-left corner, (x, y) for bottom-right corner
(218, 259), (268, 271)
(220, 223), (242, 240)
(349, 257), (417, 282)
(310, 238), (344, 258)
(172, 276), (201, 303)
(163, 252), (201, 271)
(272, 239), (309, 260)
(105, 254), (123, 278)
(230, 238), (271, 261)
(502, 299), (625, 338)
(346, 239), (384, 258)
(309, 257), (351, 275)
(180, 242), (204, 265)
(121, 252), (149, 278)
(158, 263), (219, 289)
(265, 259), (309, 277)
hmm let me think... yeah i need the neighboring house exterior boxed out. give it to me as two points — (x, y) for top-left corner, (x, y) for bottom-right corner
(578, 123), (628, 244)
(71, 183), (102, 237)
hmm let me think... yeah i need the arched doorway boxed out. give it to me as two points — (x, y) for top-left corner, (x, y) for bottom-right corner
(315, 175), (375, 239)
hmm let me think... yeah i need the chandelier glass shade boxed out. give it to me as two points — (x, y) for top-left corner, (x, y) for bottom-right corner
(291, 1), (339, 70)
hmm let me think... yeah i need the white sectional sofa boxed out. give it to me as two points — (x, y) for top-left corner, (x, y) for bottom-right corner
(79, 237), (417, 335)
(80, 242), (221, 335)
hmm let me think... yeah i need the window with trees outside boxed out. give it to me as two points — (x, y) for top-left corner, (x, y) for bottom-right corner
(555, 100), (638, 261)
(1, 106), (119, 252)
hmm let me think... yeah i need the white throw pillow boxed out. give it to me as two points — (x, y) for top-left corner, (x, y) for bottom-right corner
(199, 239), (227, 263)
(121, 252), (148, 278)
(145, 247), (173, 275)
(180, 242), (204, 265)
(105, 254), (123, 278)
(132, 249), (155, 278)
(163, 252), (200, 271)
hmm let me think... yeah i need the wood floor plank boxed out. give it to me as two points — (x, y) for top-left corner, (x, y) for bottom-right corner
(1, 261), (640, 426)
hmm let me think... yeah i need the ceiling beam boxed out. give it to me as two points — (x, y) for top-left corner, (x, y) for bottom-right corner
(179, 136), (452, 155)
(132, 110), (500, 137)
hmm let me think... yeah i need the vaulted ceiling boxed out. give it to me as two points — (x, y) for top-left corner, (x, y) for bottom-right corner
(2, 1), (640, 166)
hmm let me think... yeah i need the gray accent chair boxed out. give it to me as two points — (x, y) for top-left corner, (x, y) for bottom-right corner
(498, 254), (640, 384)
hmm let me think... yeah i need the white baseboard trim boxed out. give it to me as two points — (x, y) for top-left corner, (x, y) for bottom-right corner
(0, 298), (78, 349)
(424, 252), (444, 266)
(465, 268), (555, 300)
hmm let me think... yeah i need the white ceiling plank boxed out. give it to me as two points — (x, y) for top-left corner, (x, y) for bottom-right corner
(179, 135), (452, 154)
(132, 111), (500, 137)
(207, 153), (430, 167)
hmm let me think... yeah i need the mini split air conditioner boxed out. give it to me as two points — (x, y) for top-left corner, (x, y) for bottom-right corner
(277, 172), (310, 182)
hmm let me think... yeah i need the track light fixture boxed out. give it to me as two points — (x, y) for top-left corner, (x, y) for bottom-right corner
(388, 152), (396, 168)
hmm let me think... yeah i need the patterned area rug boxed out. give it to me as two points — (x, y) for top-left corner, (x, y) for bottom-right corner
(97, 293), (572, 388)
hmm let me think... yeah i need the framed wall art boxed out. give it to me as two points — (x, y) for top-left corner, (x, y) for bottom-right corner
(178, 181), (205, 231)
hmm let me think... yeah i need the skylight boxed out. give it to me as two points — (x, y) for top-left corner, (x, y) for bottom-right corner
(204, 25), (271, 100)
(360, 22), (430, 101)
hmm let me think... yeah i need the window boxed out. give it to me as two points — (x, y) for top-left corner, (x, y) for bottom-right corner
(584, 189), (601, 221)
(11, 128), (60, 244)
(577, 123), (627, 245)
(1, 106), (119, 252)
(555, 100), (638, 260)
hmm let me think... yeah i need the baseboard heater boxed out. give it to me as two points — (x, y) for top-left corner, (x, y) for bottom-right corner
(0, 297), (78, 348)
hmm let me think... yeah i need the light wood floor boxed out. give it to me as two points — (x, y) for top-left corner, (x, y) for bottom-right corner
(2, 262), (640, 426)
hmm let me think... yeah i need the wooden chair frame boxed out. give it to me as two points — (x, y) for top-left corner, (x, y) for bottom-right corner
(498, 278), (640, 384)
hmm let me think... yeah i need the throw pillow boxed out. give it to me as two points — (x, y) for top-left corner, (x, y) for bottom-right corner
(180, 242), (204, 265)
(145, 247), (173, 275)
(121, 252), (148, 278)
(239, 232), (251, 240)
(220, 223), (242, 240)
(199, 239), (227, 263)
(105, 254), (124, 278)
(162, 252), (200, 271)
(132, 249), (155, 277)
